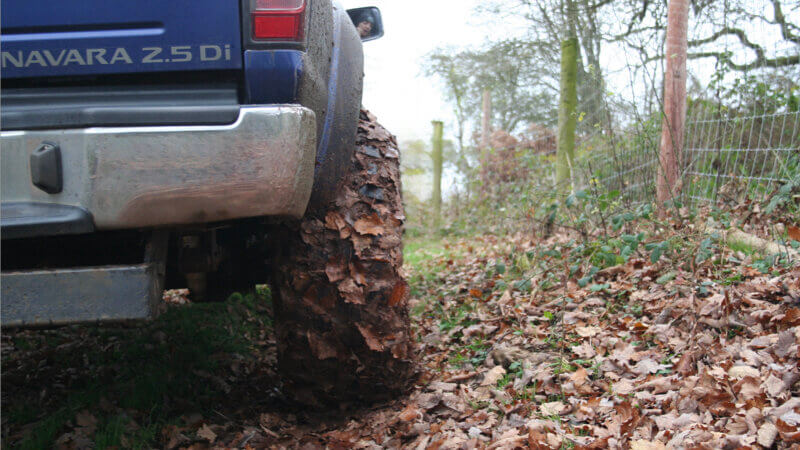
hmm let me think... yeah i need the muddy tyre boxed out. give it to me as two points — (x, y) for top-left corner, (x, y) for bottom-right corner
(270, 110), (415, 405)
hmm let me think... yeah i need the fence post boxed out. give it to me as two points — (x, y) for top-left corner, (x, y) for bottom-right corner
(657, 0), (689, 211)
(481, 90), (492, 149)
(556, 37), (578, 192)
(431, 120), (444, 231)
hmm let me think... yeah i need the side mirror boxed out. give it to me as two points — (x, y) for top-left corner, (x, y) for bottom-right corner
(346, 6), (384, 42)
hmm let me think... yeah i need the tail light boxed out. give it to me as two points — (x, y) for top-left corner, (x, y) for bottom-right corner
(250, 0), (307, 41)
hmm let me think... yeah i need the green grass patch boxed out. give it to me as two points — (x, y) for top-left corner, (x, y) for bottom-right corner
(4, 289), (272, 449)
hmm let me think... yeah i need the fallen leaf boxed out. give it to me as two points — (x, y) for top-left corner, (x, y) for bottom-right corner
(307, 331), (338, 360)
(787, 224), (800, 241)
(388, 280), (408, 307)
(197, 424), (217, 443)
(356, 324), (385, 351)
(353, 213), (385, 236)
(481, 366), (506, 386)
(75, 411), (97, 429)
(576, 326), (601, 337)
(416, 392), (442, 410)
(613, 379), (636, 395)
(338, 278), (364, 304)
(572, 342), (597, 359)
(631, 358), (666, 376)
(325, 258), (347, 283)
(396, 404), (420, 422)
(728, 365), (759, 379)
(630, 440), (667, 450)
(540, 401), (567, 416)
(757, 422), (778, 447)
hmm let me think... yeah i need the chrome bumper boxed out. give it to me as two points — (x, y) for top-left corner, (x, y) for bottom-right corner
(0, 106), (316, 234)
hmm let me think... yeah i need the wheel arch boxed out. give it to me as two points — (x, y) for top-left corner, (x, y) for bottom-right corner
(306, 3), (364, 211)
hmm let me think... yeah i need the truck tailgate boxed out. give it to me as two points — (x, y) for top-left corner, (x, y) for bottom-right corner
(1, 0), (243, 79)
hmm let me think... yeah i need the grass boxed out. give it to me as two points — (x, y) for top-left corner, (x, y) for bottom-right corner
(3, 289), (273, 449)
(405, 236), (470, 315)
(404, 236), (464, 269)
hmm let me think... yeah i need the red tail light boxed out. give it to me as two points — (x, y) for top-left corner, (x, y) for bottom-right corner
(251, 0), (307, 41)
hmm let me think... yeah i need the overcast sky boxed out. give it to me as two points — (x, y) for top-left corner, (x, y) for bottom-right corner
(341, 1), (800, 145)
(342, 0), (491, 144)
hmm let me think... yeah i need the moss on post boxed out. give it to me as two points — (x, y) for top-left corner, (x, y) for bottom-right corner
(431, 120), (444, 230)
(556, 37), (578, 193)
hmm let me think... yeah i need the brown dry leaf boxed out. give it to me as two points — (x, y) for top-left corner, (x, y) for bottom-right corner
(481, 366), (506, 386)
(338, 278), (364, 304)
(75, 411), (97, 429)
(325, 258), (347, 283)
(776, 418), (800, 442)
(728, 365), (759, 379)
(630, 440), (667, 450)
(163, 289), (191, 305)
(575, 325), (601, 337)
(764, 374), (786, 397)
(631, 358), (666, 376)
(416, 392), (442, 410)
(674, 350), (696, 375)
(353, 213), (385, 236)
(386, 281), (408, 308)
(197, 424), (217, 443)
(572, 342), (597, 359)
(396, 404), (420, 422)
(356, 323), (385, 351)
(324, 210), (350, 238)
(613, 379), (636, 395)
(349, 261), (367, 286)
(757, 422), (778, 447)
(787, 224), (800, 241)
(307, 331), (338, 360)
(782, 307), (800, 326)
(540, 401), (567, 416)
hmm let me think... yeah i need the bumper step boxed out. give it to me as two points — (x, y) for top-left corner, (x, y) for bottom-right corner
(2, 264), (160, 326)
(1, 231), (167, 327)
(1, 202), (94, 240)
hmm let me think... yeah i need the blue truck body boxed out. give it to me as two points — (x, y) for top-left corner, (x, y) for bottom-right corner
(1, 0), (317, 105)
(0, 0), (382, 325)
(1, 0), (244, 78)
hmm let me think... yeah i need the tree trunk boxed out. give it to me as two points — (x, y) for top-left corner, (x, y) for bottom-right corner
(479, 90), (492, 189)
(481, 89), (492, 149)
(656, 0), (689, 210)
(556, 37), (578, 192)
(431, 120), (444, 230)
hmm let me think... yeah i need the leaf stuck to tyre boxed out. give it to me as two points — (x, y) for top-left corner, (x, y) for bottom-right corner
(271, 109), (416, 405)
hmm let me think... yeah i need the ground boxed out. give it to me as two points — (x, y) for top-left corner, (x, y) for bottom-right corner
(2, 208), (800, 449)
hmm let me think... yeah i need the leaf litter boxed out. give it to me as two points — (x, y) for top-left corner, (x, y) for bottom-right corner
(2, 205), (799, 448)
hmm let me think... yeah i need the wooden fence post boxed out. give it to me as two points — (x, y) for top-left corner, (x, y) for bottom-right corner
(657, 0), (689, 211)
(431, 120), (444, 230)
(556, 37), (578, 192)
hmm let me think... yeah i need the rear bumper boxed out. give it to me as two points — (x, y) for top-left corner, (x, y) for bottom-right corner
(1, 106), (316, 237)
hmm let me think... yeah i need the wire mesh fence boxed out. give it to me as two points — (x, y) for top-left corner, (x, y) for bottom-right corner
(423, 20), (800, 235)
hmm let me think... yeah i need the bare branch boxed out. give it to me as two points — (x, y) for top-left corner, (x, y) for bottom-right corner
(771, 0), (800, 44)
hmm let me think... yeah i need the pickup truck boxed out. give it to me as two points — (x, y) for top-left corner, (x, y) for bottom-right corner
(1, 0), (414, 404)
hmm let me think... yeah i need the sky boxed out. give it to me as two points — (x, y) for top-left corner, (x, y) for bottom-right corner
(341, 0), (490, 144)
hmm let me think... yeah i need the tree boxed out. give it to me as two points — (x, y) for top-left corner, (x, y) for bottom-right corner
(423, 40), (558, 146)
(611, 0), (799, 72)
(656, 0), (689, 209)
(478, 0), (613, 130)
(423, 49), (471, 169)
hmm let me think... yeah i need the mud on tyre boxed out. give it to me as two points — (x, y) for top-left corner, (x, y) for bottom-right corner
(270, 110), (415, 405)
